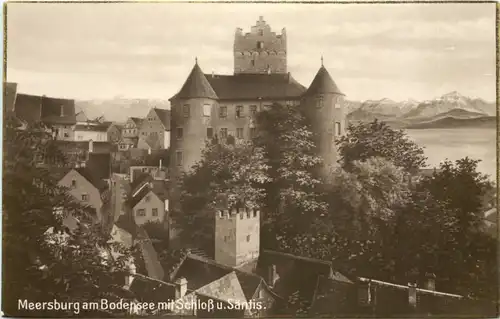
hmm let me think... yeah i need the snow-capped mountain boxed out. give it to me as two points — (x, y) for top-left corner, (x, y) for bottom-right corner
(76, 97), (170, 122)
(347, 91), (496, 129)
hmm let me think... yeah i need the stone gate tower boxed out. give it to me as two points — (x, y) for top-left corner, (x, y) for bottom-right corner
(234, 16), (287, 74)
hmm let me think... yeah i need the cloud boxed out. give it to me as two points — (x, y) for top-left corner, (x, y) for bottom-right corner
(6, 2), (496, 101)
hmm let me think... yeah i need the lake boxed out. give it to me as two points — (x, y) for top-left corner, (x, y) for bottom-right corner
(405, 128), (497, 182)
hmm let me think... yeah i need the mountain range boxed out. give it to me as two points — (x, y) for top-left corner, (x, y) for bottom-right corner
(76, 92), (496, 129)
(346, 91), (496, 129)
(75, 96), (170, 123)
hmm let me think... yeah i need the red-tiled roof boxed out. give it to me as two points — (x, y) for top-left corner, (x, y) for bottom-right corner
(304, 66), (343, 97)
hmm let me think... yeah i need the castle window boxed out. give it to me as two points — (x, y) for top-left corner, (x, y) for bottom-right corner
(246, 235), (251, 242)
(335, 122), (341, 136)
(240, 213), (244, 220)
(183, 104), (190, 118)
(257, 41), (264, 49)
(207, 127), (213, 139)
(335, 101), (341, 109)
(81, 194), (89, 201)
(71, 180), (76, 188)
(316, 96), (324, 108)
(251, 59), (255, 66)
(177, 127), (184, 139)
(219, 106), (227, 118)
(253, 210), (257, 217)
(203, 104), (211, 117)
(236, 105), (244, 118)
(250, 105), (257, 116)
(152, 208), (158, 216)
(145, 195), (150, 202)
(220, 128), (228, 139)
(137, 209), (146, 217)
(176, 151), (183, 166)
(259, 30), (264, 36)
(236, 128), (244, 139)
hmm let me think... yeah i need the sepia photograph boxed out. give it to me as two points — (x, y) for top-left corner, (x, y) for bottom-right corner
(2, 1), (498, 317)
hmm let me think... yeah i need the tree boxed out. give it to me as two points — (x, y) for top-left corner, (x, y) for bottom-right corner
(253, 103), (328, 249)
(171, 141), (268, 254)
(336, 120), (427, 173)
(3, 120), (135, 317)
(384, 157), (497, 300)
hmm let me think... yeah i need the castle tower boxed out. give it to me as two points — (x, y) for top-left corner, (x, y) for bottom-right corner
(215, 207), (260, 267)
(302, 60), (346, 176)
(169, 59), (218, 190)
(234, 16), (287, 74)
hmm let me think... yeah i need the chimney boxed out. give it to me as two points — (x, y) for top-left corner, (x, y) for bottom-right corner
(408, 283), (417, 308)
(174, 277), (188, 299)
(124, 262), (136, 288)
(88, 140), (94, 153)
(424, 273), (436, 291)
(358, 280), (372, 306)
(267, 264), (279, 287)
(212, 71), (215, 78)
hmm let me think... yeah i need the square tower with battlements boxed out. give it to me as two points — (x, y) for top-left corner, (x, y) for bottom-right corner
(215, 207), (260, 268)
(234, 16), (287, 75)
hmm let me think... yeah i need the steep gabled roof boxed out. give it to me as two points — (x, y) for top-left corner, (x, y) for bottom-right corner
(74, 167), (108, 193)
(171, 254), (263, 301)
(129, 117), (144, 127)
(304, 66), (344, 97)
(14, 93), (43, 124)
(172, 63), (218, 100)
(153, 108), (171, 130)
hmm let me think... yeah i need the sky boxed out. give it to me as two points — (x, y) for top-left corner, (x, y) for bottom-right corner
(6, 2), (497, 102)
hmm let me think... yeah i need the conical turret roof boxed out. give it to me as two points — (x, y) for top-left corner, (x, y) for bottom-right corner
(175, 62), (218, 100)
(305, 65), (344, 96)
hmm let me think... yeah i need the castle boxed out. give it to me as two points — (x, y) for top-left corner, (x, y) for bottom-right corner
(169, 16), (347, 184)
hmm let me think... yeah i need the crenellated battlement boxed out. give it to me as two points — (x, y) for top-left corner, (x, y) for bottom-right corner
(217, 208), (260, 220)
(233, 16), (287, 74)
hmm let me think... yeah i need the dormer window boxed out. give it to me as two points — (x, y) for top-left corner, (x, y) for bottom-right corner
(60, 105), (65, 117)
(257, 41), (264, 49)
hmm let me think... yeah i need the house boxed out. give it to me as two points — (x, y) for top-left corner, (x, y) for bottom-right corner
(107, 122), (123, 144)
(122, 117), (143, 138)
(118, 137), (138, 151)
(73, 122), (109, 142)
(128, 176), (169, 226)
(40, 96), (77, 140)
(138, 108), (171, 149)
(156, 203), (496, 317)
(129, 163), (167, 184)
(57, 153), (112, 223)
